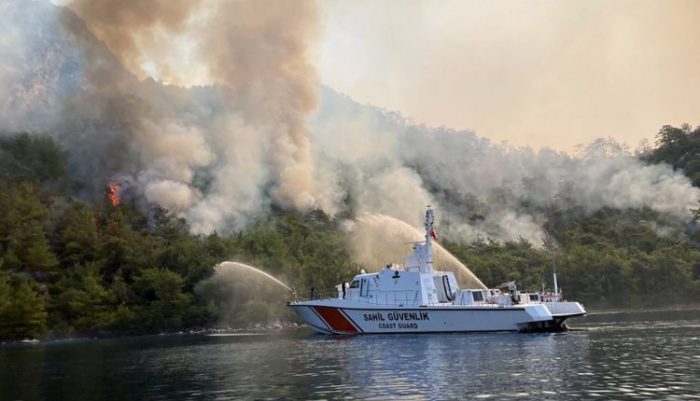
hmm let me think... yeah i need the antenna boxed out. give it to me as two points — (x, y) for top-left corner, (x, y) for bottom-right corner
(422, 206), (435, 273)
(544, 232), (559, 301)
(549, 244), (559, 299)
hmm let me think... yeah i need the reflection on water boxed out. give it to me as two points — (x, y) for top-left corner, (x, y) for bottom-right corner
(1, 309), (699, 400)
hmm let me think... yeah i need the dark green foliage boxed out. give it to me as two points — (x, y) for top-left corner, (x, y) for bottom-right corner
(0, 133), (66, 183)
(51, 262), (117, 332)
(0, 180), (57, 278)
(645, 124), (700, 187)
(54, 202), (102, 265)
(0, 275), (48, 339)
(132, 268), (192, 329)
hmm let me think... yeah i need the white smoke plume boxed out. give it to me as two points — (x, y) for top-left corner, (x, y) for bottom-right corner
(311, 87), (700, 243)
(1, 0), (319, 232)
(1, 0), (698, 248)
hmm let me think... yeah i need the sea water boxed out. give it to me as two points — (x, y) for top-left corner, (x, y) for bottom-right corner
(1, 308), (699, 400)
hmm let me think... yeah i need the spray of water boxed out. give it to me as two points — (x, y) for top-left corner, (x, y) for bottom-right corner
(433, 243), (488, 290)
(348, 213), (487, 289)
(215, 262), (292, 292)
(194, 261), (293, 328)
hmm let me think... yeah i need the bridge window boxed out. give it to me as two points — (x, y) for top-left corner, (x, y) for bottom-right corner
(349, 280), (360, 289)
(472, 291), (484, 302)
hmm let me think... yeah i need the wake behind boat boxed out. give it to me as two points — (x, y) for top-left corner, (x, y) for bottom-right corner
(288, 207), (586, 334)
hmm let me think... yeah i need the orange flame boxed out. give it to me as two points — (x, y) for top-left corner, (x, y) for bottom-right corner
(106, 182), (120, 206)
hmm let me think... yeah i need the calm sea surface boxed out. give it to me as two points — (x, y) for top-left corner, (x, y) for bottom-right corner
(1, 308), (699, 400)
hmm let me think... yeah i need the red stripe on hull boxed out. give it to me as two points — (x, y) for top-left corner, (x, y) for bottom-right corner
(313, 306), (359, 333)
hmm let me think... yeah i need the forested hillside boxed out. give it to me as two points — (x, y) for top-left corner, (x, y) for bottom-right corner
(445, 124), (700, 308)
(0, 134), (359, 340)
(1, 126), (700, 340)
(644, 124), (700, 188)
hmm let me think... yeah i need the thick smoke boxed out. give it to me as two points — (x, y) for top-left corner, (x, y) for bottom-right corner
(2, 0), (319, 232)
(62, 0), (200, 81)
(311, 87), (700, 244)
(1, 0), (698, 250)
(69, 0), (319, 225)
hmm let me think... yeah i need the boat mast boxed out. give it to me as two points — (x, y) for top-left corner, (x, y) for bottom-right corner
(544, 232), (560, 300)
(550, 247), (559, 299)
(424, 206), (434, 273)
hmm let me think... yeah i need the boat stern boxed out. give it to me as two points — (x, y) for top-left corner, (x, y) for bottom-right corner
(546, 301), (587, 318)
(519, 301), (587, 332)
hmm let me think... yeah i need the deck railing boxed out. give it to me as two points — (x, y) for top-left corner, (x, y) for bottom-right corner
(293, 288), (422, 306)
(292, 288), (564, 307)
(348, 290), (421, 306)
(292, 288), (338, 303)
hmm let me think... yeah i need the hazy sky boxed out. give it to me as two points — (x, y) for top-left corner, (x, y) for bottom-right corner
(318, 0), (700, 152)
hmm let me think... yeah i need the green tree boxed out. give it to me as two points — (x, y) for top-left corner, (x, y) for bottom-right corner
(13, 222), (58, 276)
(133, 268), (193, 329)
(0, 133), (66, 183)
(55, 202), (102, 266)
(0, 278), (48, 340)
(51, 262), (117, 332)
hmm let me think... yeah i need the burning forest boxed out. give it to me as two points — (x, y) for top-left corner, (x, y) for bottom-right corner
(0, 0), (699, 339)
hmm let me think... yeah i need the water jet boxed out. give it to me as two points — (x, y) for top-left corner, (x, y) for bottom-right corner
(214, 262), (293, 292)
(350, 212), (487, 289)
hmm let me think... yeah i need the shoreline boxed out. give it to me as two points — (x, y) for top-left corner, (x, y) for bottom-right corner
(0, 321), (306, 346)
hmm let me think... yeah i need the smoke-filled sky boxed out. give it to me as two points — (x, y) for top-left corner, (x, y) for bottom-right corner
(318, 0), (700, 152)
(1, 0), (699, 253)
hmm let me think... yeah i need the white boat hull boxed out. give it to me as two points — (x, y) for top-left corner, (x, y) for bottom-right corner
(289, 301), (556, 334)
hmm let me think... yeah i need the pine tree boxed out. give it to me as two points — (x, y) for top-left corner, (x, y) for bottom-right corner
(0, 279), (48, 340)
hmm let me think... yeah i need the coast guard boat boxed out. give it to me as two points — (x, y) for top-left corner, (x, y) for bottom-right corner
(288, 207), (586, 334)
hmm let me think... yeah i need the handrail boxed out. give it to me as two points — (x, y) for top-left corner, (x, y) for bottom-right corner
(292, 288), (422, 306)
(293, 288), (340, 302)
(291, 287), (562, 307)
